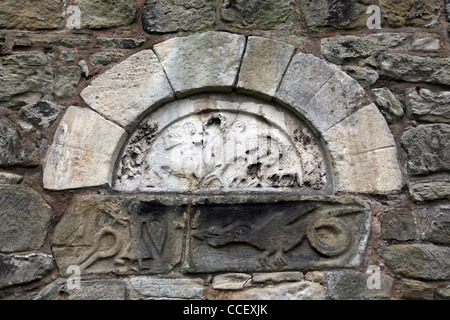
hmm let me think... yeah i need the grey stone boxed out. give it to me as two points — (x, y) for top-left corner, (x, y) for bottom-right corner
(401, 124), (450, 176)
(54, 66), (82, 101)
(0, 253), (54, 289)
(411, 37), (440, 52)
(184, 197), (370, 273)
(230, 281), (326, 300)
(436, 284), (450, 299)
(221, 0), (294, 30)
(52, 195), (185, 276)
(0, 186), (52, 252)
(380, 244), (450, 280)
(237, 36), (295, 99)
(0, 0), (64, 30)
(90, 51), (124, 66)
(142, 0), (216, 33)
(379, 53), (450, 86)
(323, 104), (403, 195)
(59, 50), (77, 62)
(275, 52), (366, 132)
(212, 273), (252, 290)
(0, 54), (53, 108)
(43, 106), (126, 190)
(0, 172), (23, 185)
(18, 100), (65, 129)
(380, 208), (416, 241)
(14, 32), (94, 50)
(415, 205), (450, 245)
(400, 279), (435, 300)
(372, 87), (404, 121)
(342, 65), (379, 88)
(302, 0), (370, 29)
(252, 272), (303, 283)
(408, 181), (450, 202)
(127, 277), (204, 300)
(321, 33), (408, 64)
(406, 88), (450, 123)
(326, 270), (394, 300)
(97, 36), (146, 49)
(0, 117), (40, 167)
(73, 0), (138, 29)
(78, 60), (89, 78)
(154, 32), (246, 97)
(379, 0), (439, 27)
(35, 279), (126, 300)
(81, 50), (174, 129)
(446, 0), (450, 21)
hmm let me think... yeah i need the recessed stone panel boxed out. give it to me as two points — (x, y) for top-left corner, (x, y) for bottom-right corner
(114, 93), (329, 193)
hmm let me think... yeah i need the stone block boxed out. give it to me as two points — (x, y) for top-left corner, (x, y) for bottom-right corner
(35, 279), (126, 300)
(81, 50), (173, 129)
(14, 32), (94, 50)
(341, 66), (379, 88)
(400, 279), (435, 300)
(379, 0), (439, 27)
(237, 37), (295, 99)
(0, 172), (23, 185)
(408, 181), (450, 202)
(0, 117), (40, 167)
(127, 277), (204, 300)
(323, 104), (403, 194)
(415, 205), (450, 245)
(379, 53), (450, 86)
(43, 106), (126, 190)
(0, 54), (53, 108)
(302, 0), (369, 29)
(0, 186), (52, 252)
(372, 87), (404, 121)
(326, 270), (394, 300)
(276, 52), (365, 132)
(0, 0), (64, 30)
(252, 272), (303, 283)
(321, 33), (408, 64)
(153, 32), (246, 97)
(230, 281), (326, 300)
(96, 36), (146, 49)
(142, 0), (216, 33)
(18, 100), (65, 130)
(221, 0), (294, 30)
(212, 273), (252, 290)
(380, 244), (450, 280)
(54, 66), (82, 101)
(0, 253), (54, 289)
(401, 124), (450, 176)
(90, 51), (124, 66)
(405, 88), (450, 124)
(379, 208), (416, 241)
(73, 0), (137, 29)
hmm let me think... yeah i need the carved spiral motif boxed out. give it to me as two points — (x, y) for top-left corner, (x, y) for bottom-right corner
(307, 217), (352, 257)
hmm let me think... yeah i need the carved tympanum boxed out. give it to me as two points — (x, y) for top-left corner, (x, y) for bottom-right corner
(114, 94), (329, 193)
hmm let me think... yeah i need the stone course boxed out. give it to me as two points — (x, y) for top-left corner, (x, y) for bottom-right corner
(0, 1), (448, 301)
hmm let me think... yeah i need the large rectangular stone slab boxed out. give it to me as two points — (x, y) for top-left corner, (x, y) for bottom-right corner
(43, 106), (126, 190)
(81, 50), (174, 130)
(153, 32), (246, 97)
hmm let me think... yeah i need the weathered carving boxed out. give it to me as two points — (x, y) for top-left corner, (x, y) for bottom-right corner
(53, 196), (185, 276)
(183, 198), (370, 273)
(53, 194), (369, 275)
(114, 94), (329, 193)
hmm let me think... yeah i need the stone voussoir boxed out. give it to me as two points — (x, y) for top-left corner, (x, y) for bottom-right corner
(323, 103), (403, 194)
(153, 31), (246, 97)
(43, 106), (126, 190)
(81, 50), (174, 130)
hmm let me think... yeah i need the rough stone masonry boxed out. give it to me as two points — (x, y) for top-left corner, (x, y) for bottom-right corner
(0, 0), (449, 301)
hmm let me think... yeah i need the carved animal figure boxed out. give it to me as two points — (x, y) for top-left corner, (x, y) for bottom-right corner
(193, 205), (361, 268)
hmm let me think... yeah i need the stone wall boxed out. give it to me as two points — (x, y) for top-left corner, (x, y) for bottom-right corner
(0, 0), (449, 301)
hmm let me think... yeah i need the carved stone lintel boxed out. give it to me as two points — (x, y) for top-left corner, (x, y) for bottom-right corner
(52, 194), (370, 276)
